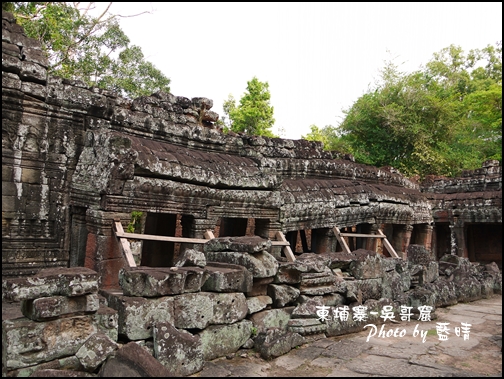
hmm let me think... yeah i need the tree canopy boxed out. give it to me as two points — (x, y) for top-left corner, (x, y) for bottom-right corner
(3, 2), (171, 98)
(222, 77), (277, 137)
(306, 42), (502, 179)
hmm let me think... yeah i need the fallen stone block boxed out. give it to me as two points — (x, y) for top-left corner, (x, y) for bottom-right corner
(98, 342), (175, 377)
(204, 236), (272, 253)
(407, 244), (434, 265)
(2, 267), (99, 302)
(248, 307), (294, 334)
(21, 294), (100, 321)
(202, 262), (253, 292)
(3, 314), (116, 370)
(210, 292), (248, 324)
(198, 320), (253, 361)
(254, 328), (304, 360)
(119, 266), (208, 297)
(173, 248), (206, 268)
(76, 333), (118, 372)
(246, 295), (272, 315)
(153, 322), (204, 376)
(267, 284), (300, 307)
(287, 318), (328, 335)
(206, 251), (278, 278)
(349, 250), (382, 279)
(247, 277), (274, 297)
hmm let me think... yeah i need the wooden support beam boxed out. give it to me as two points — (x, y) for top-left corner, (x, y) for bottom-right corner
(204, 230), (215, 240)
(300, 229), (309, 253)
(275, 231), (296, 262)
(114, 230), (208, 244)
(339, 233), (386, 238)
(333, 226), (352, 255)
(377, 229), (400, 258)
(114, 222), (137, 268)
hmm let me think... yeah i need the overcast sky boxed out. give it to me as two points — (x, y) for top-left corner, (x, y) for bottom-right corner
(108, 2), (502, 140)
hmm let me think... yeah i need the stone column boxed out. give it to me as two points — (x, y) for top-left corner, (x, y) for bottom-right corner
(365, 224), (379, 252)
(450, 218), (467, 258)
(311, 228), (337, 253)
(392, 224), (413, 259)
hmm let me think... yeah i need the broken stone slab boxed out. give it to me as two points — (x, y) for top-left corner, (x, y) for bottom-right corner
(267, 284), (300, 307)
(454, 277), (483, 303)
(247, 277), (274, 297)
(322, 251), (355, 270)
(354, 278), (383, 303)
(198, 319), (253, 361)
(248, 307), (294, 334)
(294, 253), (332, 273)
(118, 266), (209, 297)
(204, 236), (272, 253)
(3, 313), (117, 370)
(75, 333), (118, 372)
(254, 328), (304, 360)
(423, 279), (458, 308)
(173, 248), (206, 268)
(98, 341), (175, 377)
(210, 292), (248, 325)
(407, 244), (434, 265)
(153, 322), (204, 377)
(206, 250), (279, 278)
(274, 262), (305, 284)
(246, 295), (273, 315)
(2, 267), (99, 302)
(201, 262), (253, 293)
(27, 369), (94, 377)
(299, 284), (341, 296)
(21, 294), (100, 321)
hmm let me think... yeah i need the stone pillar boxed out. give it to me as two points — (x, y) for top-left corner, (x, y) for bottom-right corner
(365, 224), (379, 252)
(403, 224), (413, 259)
(450, 218), (467, 258)
(254, 219), (274, 239)
(414, 224), (434, 255)
(392, 224), (413, 259)
(311, 228), (337, 253)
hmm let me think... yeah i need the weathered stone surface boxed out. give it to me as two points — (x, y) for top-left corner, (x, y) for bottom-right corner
(2, 268), (99, 302)
(75, 333), (118, 372)
(206, 251), (278, 278)
(248, 307), (294, 334)
(247, 277), (274, 297)
(349, 250), (382, 279)
(287, 318), (328, 335)
(246, 295), (273, 315)
(21, 294), (99, 321)
(101, 292), (174, 340)
(454, 277), (482, 303)
(98, 341), (175, 377)
(201, 262), (253, 293)
(322, 252), (355, 270)
(210, 292), (248, 324)
(204, 236), (272, 254)
(354, 278), (383, 302)
(173, 248), (206, 268)
(119, 266), (208, 297)
(28, 369), (95, 377)
(267, 284), (300, 307)
(172, 292), (213, 329)
(407, 244), (434, 265)
(153, 322), (204, 376)
(198, 320), (253, 361)
(254, 329), (304, 360)
(295, 253), (332, 273)
(423, 279), (458, 308)
(3, 314), (116, 370)
(6, 356), (83, 378)
(291, 296), (324, 318)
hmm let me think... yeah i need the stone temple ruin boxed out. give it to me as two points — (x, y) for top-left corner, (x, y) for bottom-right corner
(1, 10), (502, 377)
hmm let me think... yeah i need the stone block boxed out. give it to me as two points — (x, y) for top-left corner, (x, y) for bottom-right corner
(172, 292), (213, 329)
(248, 307), (294, 334)
(206, 251), (278, 278)
(101, 292), (174, 340)
(354, 278), (383, 302)
(75, 333), (118, 372)
(118, 266), (208, 297)
(21, 294), (99, 320)
(198, 320), (253, 361)
(210, 292), (248, 324)
(3, 314), (116, 370)
(291, 296), (324, 318)
(6, 356), (83, 378)
(2, 267), (99, 301)
(204, 235), (272, 253)
(407, 244), (434, 265)
(153, 322), (204, 376)
(98, 342), (175, 377)
(247, 277), (274, 297)
(254, 329), (304, 360)
(202, 262), (253, 292)
(348, 250), (382, 279)
(246, 295), (272, 315)
(267, 284), (300, 307)
(287, 318), (328, 335)
(173, 248), (206, 268)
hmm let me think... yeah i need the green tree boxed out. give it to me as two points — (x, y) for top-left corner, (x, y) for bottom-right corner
(3, 2), (170, 98)
(302, 124), (351, 152)
(223, 77), (277, 137)
(334, 42), (502, 179)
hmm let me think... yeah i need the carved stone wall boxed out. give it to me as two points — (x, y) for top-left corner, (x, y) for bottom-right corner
(2, 10), (502, 285)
